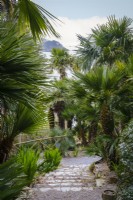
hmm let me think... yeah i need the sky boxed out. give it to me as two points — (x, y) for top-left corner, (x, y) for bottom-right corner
(33, 0), (133, 50)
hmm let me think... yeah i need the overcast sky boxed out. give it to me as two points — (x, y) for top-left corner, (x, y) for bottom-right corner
(33, 0), (133, 50)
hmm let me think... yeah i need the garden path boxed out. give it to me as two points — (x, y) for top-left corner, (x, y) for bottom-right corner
(29, 156), (117, 200)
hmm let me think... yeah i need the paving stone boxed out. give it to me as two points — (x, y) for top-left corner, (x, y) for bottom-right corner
(39, 188), (52, 192)
(31, 156), (101, 195)
(60, 187), (71, 192)
(70, 187), (82, 191)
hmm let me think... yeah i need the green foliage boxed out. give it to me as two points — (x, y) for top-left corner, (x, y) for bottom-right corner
(0, 157), (29, 200)
(86, 135), (109, 159)
(117, 187), (133, 200)
(73, 148), (79, 157)
(1, 0), (59, 40)
(17, 147), (40, 182)
(77, 16), (133, 70)
(50, 128), (76, 156)
(0, 102), (47, 163)
(0, 21), (48, 163)
(89, 162), (95, 173)
(86, 134), (119, 163)
(38, 148), (62, 173)
(51, 48), (72, 79)
(0, 21), (47, 106)
(117, 120), (133, 200)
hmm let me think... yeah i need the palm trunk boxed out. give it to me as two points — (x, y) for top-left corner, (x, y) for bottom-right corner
(0, 138), (13, 164)
(54, 101), (65, 129)
(88, 120), (98, 143)
(59, 67), (66, 79)
(67, 119), (72, 129)
(100, 103), (114, 136)
(58, 112), (65, 129)
(78, 121), (87, 146)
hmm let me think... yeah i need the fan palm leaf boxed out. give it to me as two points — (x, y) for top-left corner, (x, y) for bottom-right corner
(0, 102), (48, 163)
(73, 66), (124, 136)
(0, 0), (60, 39)
(51, 48), (72, 79)
(77, 16), (133, 70)
(0, 21), (48, 107)
(0, 157), (29, 200)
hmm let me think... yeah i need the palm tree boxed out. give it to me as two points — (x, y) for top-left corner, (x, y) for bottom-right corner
(74, 66), (124, 137)
(48, 49), (73, 129)
(0, 103), (47, 163)
(45, 80), (68, 129)
(0, 0), (59, 39)
(77, 16), (133, 70)
(51, 48), (72, 79)
(0, 22), (48, 163)
(0, 21), (47, 106)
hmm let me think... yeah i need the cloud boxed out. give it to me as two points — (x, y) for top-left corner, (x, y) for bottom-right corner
(46, 16), (107, 50)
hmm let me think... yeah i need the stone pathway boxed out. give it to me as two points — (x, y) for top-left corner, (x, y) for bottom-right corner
(28, 156), (117, 200)
(35, 156), (101, 193)
(28, 155), (118, 200)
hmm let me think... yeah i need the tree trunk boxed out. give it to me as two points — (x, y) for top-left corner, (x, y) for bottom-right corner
(59, 67), (66, 79)
(54, 101), (65, 129)
(58, 112), (65, 129)
(67, 119), (72, 129)
(88, 120), (98, 143)
(78, 121), (87, 146)
(0, 138), (13, 164)
(100, 104), (114, 136)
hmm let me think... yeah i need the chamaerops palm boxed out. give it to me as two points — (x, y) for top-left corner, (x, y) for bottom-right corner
(77, 16), (133, 70)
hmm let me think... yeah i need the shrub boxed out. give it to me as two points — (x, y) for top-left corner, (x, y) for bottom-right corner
(17, 147), (40, 183)
(117, 120), (133, 200)
(38, 148), (62, 173)
(49, 128), (76, 156)
(0, 157), (29, 200)
(86, 134), (120, 167)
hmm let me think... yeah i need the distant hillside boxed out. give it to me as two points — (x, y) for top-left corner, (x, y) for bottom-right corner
(42, 40), (66, 52)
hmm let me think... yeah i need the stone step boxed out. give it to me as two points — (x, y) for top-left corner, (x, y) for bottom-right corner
(33, 186), (94, 192)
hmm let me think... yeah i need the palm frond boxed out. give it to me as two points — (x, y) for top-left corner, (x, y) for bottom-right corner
(1, 0), (60, 39)
(0, 157), (29, 200)
(0, 21), (48, 107)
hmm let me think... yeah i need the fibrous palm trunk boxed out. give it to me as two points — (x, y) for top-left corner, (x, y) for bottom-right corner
(0, 138), (13, 164)
(88, 120), (98, 143)
(59, 67), (66, 79)
(100, 103), (117, 168)
(78, 121), (87, 146)
(100, 103), (114, 136)
(67, 119), (72, 129)
(53, 101), (65, 129)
